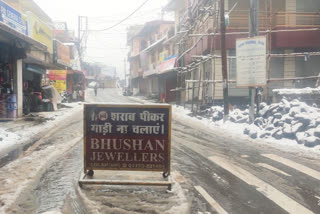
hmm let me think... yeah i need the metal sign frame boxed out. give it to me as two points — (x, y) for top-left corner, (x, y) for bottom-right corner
(236, 36), (267, 88)
(80, 103), (172, 190)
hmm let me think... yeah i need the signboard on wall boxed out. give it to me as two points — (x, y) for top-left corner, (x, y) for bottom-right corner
(27, 12), (53, 54)
(48, 70), (67, 80)
(48, 70), (67, 93)
(53, 80), (66, 93)
(84, 104), (172, 173)
(53, 40), (70, 67)
(0, 0), (28, 35)
(236, 36), (267, 87)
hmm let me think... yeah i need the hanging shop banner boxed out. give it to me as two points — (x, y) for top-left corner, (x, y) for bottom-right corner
(84, 104), (172, 173)
(53, 80), (66, 93)
(158, 55), (178, 74)
(236, 36), (267, 87)
(53, 40), (70, 67)
(48, 70), (67, 80)
(27, 12), (53, 54)
(48, 70), (67, 93)
(0, 0), (28, 35)
(159, 50), (169, 63)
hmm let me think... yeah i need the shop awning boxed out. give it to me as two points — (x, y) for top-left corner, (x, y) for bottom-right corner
(24, 53), (57, 69)
(25, 64), (46, 75)
(0, 22), (47, 52)
(143, 67), (158, 78)
(141, 36), (166, 53)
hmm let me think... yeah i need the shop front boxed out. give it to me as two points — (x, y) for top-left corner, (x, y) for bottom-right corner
(0, 0), (51, 119)
(0, 0), (47, 119)
(66, 70), (85, 102)
(22, 64), (46, 113)
(48, 70), (85, 102)
(0, 42), (17, 119)
(158, 55), (178, 103)
(143, 64), (159, 98)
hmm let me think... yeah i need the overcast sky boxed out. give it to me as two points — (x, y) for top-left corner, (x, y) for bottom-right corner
(33, 0), (173, 79)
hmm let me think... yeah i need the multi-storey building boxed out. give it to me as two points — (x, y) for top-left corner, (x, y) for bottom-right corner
(164, 0), (320, 108)
(127, 20), (177, 102)
(0, 0), (78, 119)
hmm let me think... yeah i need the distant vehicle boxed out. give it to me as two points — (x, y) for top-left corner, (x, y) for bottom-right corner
(88, 81), (99, 88)
(122, 87), (132, 96)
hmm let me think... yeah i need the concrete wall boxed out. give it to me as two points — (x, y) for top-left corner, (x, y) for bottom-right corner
(286, 0), (296, 25)
(283, 49), (295, 88)
(269, 49), (285, 94)
(295, 55), (320, 88)
(296, 0), (320, 12)
(213, 55), (223, 100)
(132, 39), (141, 56)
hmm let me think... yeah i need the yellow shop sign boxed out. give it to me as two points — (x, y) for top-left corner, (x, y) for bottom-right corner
(27, 12), (53, 54)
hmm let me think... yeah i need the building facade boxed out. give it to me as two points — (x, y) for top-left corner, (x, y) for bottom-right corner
(163, 0), (320, 109)
(127, 20), (177, 102)
(0, 0), (81, 119)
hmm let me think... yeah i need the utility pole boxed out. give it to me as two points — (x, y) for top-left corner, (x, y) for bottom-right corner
(124, 58), (127, 87)
(78, 16), (82, 69)
(249, 0), (259, 123)
(78, 16), (88, 70)
(220, 0), (229, 120)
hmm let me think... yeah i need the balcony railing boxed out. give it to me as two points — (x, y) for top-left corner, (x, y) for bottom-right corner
(227, 11), (320, 31)
(273, 12), (320, 28)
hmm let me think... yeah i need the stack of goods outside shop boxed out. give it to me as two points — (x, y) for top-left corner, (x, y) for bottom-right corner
(48, 70), (85, 103)
(0, 55), (16, 119)
(0, 0), (28, 119)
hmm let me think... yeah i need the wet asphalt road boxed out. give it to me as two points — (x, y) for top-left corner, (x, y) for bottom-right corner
(172, 119), (320, 213)
(3, 88), (320, 213)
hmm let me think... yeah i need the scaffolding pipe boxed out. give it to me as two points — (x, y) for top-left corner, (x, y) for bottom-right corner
(188, 28), (320, 37)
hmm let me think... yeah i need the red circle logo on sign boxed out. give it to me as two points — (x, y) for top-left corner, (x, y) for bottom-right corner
(98, 111), (108, 121)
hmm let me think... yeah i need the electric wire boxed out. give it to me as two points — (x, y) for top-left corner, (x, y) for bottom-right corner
(89, 0), (150, 32)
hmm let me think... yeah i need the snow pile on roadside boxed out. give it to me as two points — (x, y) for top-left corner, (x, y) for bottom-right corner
(204, 99), (320, 148)
(130, 93), (320, 149)
(0, 129), (21, 150)
(251, 99), (320, 147)
(0, 103), (82, 154)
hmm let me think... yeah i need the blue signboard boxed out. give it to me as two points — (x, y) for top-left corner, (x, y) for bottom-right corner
(0, 0), (28, 35)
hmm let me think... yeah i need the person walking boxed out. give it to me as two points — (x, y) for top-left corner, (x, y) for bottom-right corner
(94, 84), (98, 96)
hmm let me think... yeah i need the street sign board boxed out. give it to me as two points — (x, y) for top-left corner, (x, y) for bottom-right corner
(236, 36), (267, 87)
(0, 0), (28, 35)
(83, 104), (172, 173)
